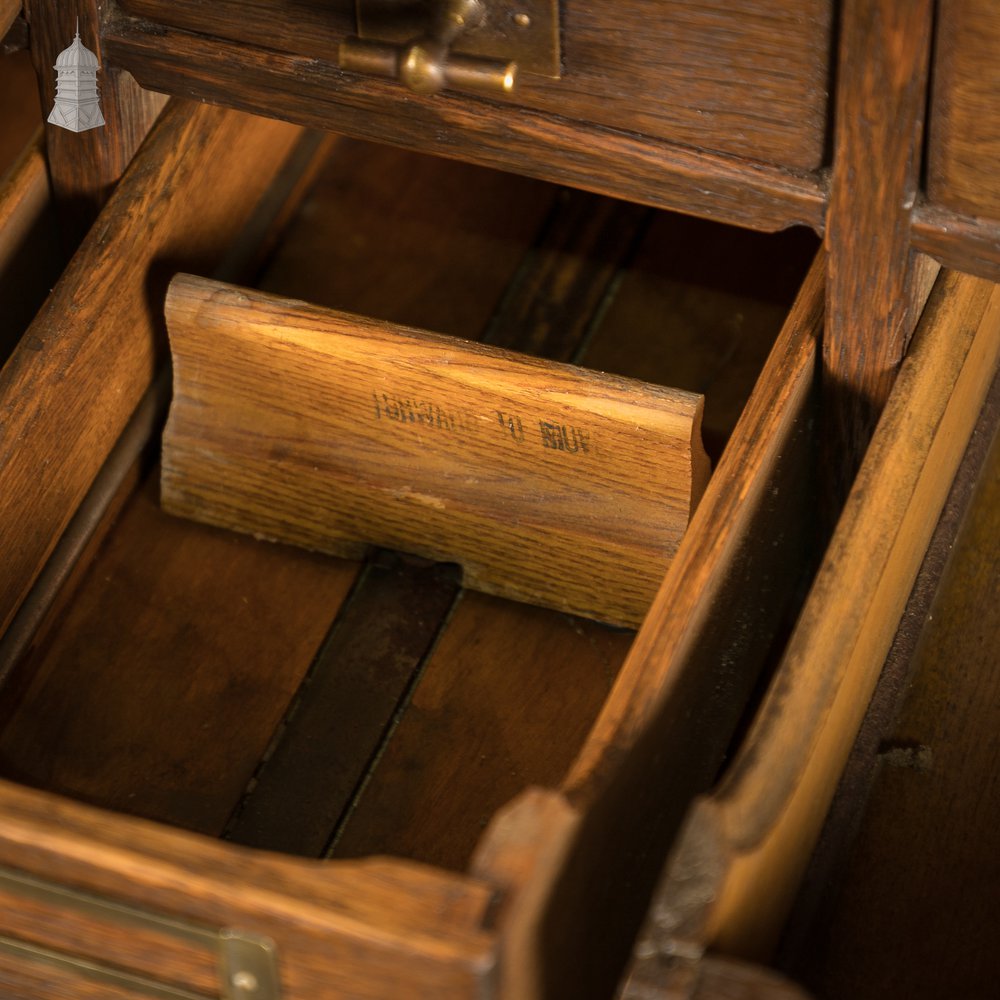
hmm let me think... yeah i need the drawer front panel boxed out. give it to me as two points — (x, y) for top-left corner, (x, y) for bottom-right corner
(928, 0), (1000, 218)
(119, 0), (832, 171)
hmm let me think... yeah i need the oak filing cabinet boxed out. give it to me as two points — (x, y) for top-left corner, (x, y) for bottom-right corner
(0, 2), (998, 999)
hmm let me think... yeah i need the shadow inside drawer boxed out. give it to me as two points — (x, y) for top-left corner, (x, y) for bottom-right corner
(0, 137), (818, 872)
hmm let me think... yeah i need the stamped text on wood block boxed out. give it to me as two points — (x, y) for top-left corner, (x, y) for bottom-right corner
(162, 275), (709, 626)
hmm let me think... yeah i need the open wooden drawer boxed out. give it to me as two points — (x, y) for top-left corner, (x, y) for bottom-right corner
(0, 101), (996, 1000)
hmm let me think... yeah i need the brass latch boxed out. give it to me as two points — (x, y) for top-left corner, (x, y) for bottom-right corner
(0, 866), (280, 1000)
(340, 0), (560, 96)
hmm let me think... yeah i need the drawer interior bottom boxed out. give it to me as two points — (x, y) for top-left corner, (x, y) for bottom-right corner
(0, 137), (817, 872)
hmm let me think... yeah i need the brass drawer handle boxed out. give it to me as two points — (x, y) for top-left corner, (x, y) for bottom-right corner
(340, 0), (517, 95)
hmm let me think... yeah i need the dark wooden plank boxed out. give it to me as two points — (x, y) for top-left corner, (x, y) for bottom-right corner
(103, 14), (828, 235)
(224, 552), (461, 855)
(23, 0), (166, 239)
(784, 379), (1000, 1000)
(483, 193), (651, 362)
(120, 0), (831, 171)
(584, 214), (817, 459)
(823, 0), (934, 494)
(928, 0), (1000, 219)
(258, 138), (555, 332)
(332, 592), (632, 872)
(0, 474), (360, 835)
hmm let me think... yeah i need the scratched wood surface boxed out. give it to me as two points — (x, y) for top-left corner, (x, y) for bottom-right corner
(118, 0), (831, 171)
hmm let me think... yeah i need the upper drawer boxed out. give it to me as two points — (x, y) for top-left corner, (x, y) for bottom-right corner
(118, 0), (833, 172)
(928, 0), (1000, 218)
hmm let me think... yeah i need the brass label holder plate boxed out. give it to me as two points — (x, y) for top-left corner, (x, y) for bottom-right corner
(356, 0), (561, 78)
(0, 866), (280, 1000)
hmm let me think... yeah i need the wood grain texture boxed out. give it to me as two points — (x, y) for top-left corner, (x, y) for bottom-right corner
(928, 0), (1000, 218)
(483, 192), (650, 362)
(823, 0), (934, 487)
(473, 255), (824, 1000)
(226, 176), (629, 859)
(0, 101), (304, 637)
(912, 201), (1000, 284)
(0, 779), (497, 999)
(23, 0), (167, 238)
(1, 138), (555, 848)
(657, 270), (1000, 961)
(162, 275), (710, 627)
(784, 374), (1000, 998)
(119, 0), (831, 171)
(333, 592), (630, 872)
(794, 381), (1000, 1000)
(225, 552), (461, 856)
(102, 13), (828, 235)
(0, 474), (358, 836)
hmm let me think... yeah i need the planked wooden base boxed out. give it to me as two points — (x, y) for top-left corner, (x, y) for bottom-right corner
(162, 275), (710, 627)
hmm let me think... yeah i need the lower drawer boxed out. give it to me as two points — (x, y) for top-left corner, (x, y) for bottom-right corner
(0, 101), (995, 1000)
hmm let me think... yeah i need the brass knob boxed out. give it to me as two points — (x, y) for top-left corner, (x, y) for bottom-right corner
(340, 0), (517, 96)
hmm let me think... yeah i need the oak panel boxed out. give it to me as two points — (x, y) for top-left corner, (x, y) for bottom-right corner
(120, 0), (832, 170)
(929, 0), (1000, 218)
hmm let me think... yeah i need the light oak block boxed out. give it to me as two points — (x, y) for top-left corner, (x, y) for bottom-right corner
(162, 274), (710, 627)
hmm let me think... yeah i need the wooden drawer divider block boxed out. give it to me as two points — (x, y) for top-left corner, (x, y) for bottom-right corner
(162, 275), (711, 628)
